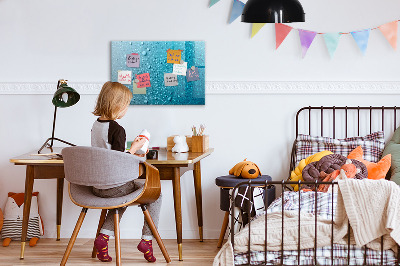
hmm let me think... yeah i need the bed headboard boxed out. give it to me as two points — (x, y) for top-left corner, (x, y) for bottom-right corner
(290, 106), (400, 179)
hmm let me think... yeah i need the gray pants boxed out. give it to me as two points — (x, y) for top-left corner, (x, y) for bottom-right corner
(92, 180), (162, 240)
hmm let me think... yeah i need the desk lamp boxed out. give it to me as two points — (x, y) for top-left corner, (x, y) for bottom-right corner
(241, 0), (305, 23)
(38, 79), (80, 154)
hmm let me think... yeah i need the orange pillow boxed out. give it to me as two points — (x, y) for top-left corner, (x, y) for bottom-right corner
(347, 146), (391, 180)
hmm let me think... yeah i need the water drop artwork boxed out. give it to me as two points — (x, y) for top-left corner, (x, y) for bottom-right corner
(111, 41), (205, 105)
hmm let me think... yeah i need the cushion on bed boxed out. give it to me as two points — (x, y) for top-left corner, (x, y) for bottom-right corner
(348, 146), (391, 180)
(295, 131), (385, 167)
(381, 127), (400, 184)
(301, 154), (368, 189)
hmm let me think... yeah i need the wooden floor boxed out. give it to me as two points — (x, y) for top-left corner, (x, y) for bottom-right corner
(0, 239), (221, 265)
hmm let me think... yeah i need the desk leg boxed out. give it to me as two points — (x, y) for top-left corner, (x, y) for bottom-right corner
(20, 165), (34, 259)
(56, 178), (64, 241)
(172, 167), (183, 261)
(193, 161), (203, 242)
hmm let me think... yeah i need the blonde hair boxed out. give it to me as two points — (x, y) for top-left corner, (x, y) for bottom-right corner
(93, 82), (133, 120)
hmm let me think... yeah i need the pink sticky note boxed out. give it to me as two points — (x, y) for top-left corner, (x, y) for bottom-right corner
(136, 73), (151, 88)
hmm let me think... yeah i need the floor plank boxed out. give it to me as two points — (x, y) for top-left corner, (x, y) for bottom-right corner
(0, 239), (221, 265)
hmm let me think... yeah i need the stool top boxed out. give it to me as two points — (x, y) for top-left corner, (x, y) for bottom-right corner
(215, 175), (272, 188)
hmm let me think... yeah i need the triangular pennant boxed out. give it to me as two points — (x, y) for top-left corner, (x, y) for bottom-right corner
(209, 0), (220, 7)
(378, 21), (398, 50)
(229, 0), (245, 24)
(351, 29), (370, 55)
(323, 33), (341, 58)
(298, 29), (317, 58)
(251, 23), (266, 38)
(275, 23), (293, 49)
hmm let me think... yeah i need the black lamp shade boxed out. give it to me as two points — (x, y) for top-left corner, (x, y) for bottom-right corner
(241, 0), (305, 23)
(52, 84), (80, 108)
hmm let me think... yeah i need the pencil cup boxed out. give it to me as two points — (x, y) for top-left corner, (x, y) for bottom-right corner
(191, 135), (209, 153)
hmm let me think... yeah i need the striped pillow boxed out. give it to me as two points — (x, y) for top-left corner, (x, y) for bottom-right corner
(294, 131), (385, 166)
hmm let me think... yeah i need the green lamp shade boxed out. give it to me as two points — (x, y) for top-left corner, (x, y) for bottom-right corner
(52, 84), (80, 108)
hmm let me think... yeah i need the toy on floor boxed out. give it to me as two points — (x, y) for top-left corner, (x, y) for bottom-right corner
(229, 159), (261, 179)
(1, 192), (44, 247)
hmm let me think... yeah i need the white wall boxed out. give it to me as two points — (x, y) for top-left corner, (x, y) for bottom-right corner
(1, 0), (400, 240)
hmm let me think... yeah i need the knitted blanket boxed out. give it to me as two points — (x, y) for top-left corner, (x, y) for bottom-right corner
(335, 178), (399, 251)
(213, 211), (341, 266)
(213, 179), (400, 266)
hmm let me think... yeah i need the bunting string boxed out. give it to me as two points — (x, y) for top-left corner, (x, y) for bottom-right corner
(210, 0), (400, 58)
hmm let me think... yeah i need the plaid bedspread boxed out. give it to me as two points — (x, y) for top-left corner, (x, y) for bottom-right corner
(234, 191), (397, 265)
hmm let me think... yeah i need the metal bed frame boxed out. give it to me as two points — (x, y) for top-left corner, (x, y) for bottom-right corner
(230, 106), (400, 266)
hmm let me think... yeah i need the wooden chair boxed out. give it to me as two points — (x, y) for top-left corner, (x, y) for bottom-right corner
(60, 146), (171, 265)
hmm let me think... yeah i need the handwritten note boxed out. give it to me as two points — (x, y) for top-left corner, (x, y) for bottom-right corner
(186, 67), (200, 82)
(118, 70), (132, 84)
(126, 53), (140, 68)
(167, 49), (182, 64)
(173, 62), (187, 76)
(136, 73), (151, 88)
(164, 73), (178, 87)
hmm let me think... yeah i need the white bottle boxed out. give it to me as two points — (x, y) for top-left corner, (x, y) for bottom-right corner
(135, 129), (150, 154)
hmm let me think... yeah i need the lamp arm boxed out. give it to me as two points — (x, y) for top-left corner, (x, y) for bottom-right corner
(50, 105), (57, 148)
(50, 79), (61, 148)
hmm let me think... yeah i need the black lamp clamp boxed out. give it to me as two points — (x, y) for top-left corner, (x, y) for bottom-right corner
(38, 79), (80, 154)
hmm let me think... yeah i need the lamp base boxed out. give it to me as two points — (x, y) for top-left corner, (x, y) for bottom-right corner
(38, 137), (76, 154)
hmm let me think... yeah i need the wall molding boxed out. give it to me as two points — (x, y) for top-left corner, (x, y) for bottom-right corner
(1, 81), (400, 95)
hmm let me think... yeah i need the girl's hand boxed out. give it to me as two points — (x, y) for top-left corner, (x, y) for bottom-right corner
(129, 137), (147, 155)
(134, 148), (149, 157)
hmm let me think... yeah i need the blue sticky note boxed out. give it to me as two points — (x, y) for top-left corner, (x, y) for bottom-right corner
(186, 67), (200, 82)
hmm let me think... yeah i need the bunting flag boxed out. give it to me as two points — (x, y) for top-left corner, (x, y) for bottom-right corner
(208, 6), (400, 57)
(209, 0), (220, 7)
(351, 29), (370, 55)
(229, 0), (245, 24)
(251, 23), (266, 38)
(378, 21), (398, 50)
(323, 33), (341, 58)
(298, 29), (317, 58)
(275, 23), (293, 49)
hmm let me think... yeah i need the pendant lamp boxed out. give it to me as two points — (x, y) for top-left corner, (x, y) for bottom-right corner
(241, 0), (305, 23)
(38, 79), (80, 154)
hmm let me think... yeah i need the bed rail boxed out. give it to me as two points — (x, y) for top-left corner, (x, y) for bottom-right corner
(230, 180), (400, 266)
(289, 106), (400, 182)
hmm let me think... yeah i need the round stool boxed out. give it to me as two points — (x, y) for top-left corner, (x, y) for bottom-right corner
(215, 175), (275, 248)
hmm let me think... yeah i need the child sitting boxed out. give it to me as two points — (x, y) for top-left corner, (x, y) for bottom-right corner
(91, 81), (161, 263)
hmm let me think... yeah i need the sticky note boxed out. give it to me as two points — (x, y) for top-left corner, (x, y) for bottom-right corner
(164, 73), (178, 87)
(173, 62), (187, 76)
(136, 73), (151, 88)
(167, 49), (182, 64)
(118, 70), (132, 84)
(126, 53), (140, 68)
(186, 67), (200, 82)
(132, 82), (146, 94)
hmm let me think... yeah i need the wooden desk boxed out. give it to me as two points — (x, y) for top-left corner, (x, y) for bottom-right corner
(10, 147), (213, 261)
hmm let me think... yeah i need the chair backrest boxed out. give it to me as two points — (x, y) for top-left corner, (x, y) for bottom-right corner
(62, 146), (145, 187)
